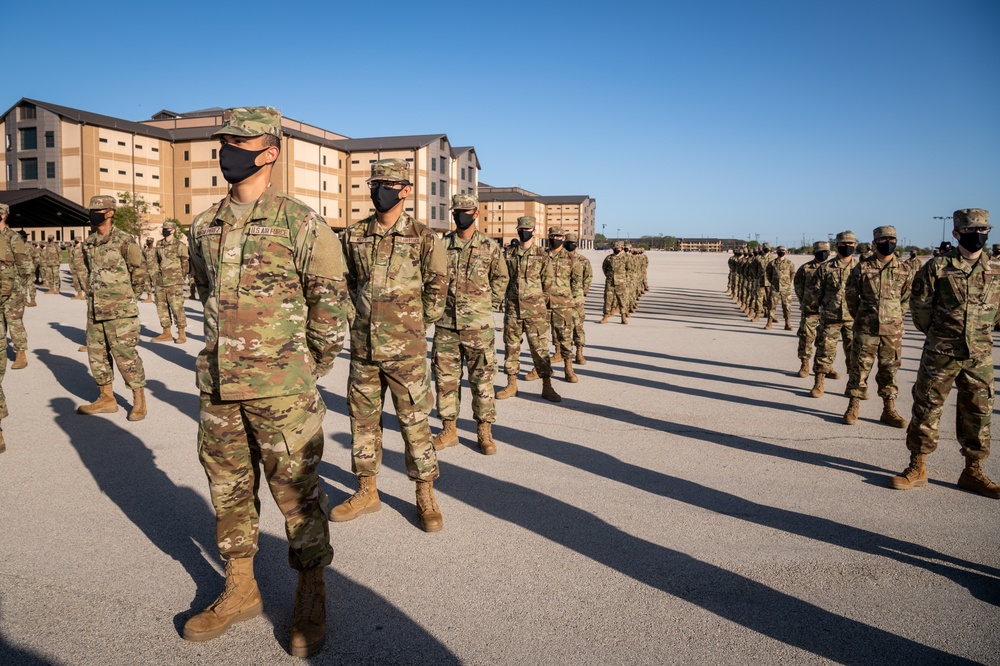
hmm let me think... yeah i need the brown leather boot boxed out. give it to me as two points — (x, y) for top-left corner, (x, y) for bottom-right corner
(552, 349), (563, 364)
(621, 313), (629, 325)
(957, 459), (1000, 499)
(796, 358), (809, 378)
(289, 567), (327, 657)
(879, 398), (907, 429)
(11, 350), (27, 370)
(575, 346), (586, 365)
(330, 475), (381, 522)
(127, 388), (147, 422)
(524, 367), (539, 381)
(890, 453), (928, 490)
(598, 314), (609, 324)
(175, 326), (187, 344)
(477, 422), (496, 455)
(433, 420), (458, 451)
(496, 374), (518, 400)
(77, 384), (118, 414)
(541, 376), (562, 403)
(183, 558), (263, 642)
(78, 345), (87, 352)
(842, 397), (860, 425)
(564, 359), (578, 383)
(809, 373), (825, 398)
(751, 313), (761, 322)
(150, 328), (173, 342)
(784, 315), (792, 330)
(826, 368), (839, 380)
(764, 317), (773, 330)
(27, 297), (36, 307)
(415, 480), (443, 532)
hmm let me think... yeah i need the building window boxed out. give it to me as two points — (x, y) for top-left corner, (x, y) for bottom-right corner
(118, 170), (126, 175)
(322, 155), (326, 166)
(440, 204), (445, 220)
(338, 159), (342, 168)
(152, 147), (159, 153)
(338, 184), (342, 193)
(135, 144), (142, 149)
(352, 184), (359, 189)
(45, 131), (55, 148)
(20, 158), (38, 180)
(431, 207), (436, 220)
(99, 137), (108, 143)
(339, 208), (343, 217)
(461, 167), (466, 180)
(100, 167), (109, 173)
(322, 180), (326, 191)
(117, 141), (126, 147)
(19, 103), (36, 120)
(211, 148), (217, 159)
(323, 206), (327, 216)
(351, 160), (360, 165)
(431, 157), (437, 171)
(184, 178), (190, 187)
(439, 138), (446, 150)
(184, 151), (189, 161)
(19, 128), (37, 150)
(441, 159), (447, 174)
(405, 157), (413, 162)
(152, 174), (159, 180)
(185, 204), (191, 214)
(212, 176), (217, 186)
(5, 164), (11, 180)
(351, 208), (360, 213)
(136, 172), (143, 178)
(5, 134), (9, 150)
(439, 180), (446, 197)
(431, 182), (436, 195)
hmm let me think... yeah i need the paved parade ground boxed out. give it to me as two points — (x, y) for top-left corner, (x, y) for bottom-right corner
(1, 250), (998, 665)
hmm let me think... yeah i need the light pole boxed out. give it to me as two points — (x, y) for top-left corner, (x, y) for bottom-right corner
(933, 215), (950, 243)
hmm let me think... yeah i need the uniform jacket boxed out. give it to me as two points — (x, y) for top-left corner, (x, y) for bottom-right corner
(846, 253), (913, 336)
(0, 227), (32, 297)
(603, 251), (629, 291)
(190, 189), (348, 400)
(573, 252), (593, 307)
(83, 226), (144, 323)
(155, 236), (190, 286)
(40, 243), (60, 267)
(793, 258), (825, 314)
(505, 242), (553, 319)
(766, 256), (795, 292)
(546, 249), (584, 310)
(815, 255), (859, 323)
(437, 229), (508, 331)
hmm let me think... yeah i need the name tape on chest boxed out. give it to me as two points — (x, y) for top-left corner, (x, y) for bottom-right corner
(196, 227), (223, 239)
(247, 226), (290, 238)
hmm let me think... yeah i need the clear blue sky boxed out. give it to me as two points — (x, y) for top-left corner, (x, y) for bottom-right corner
(6, 0), (998, 248)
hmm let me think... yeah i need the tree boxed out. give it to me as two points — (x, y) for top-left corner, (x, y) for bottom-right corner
(594, 232), (607, 243)
(113, 191), (149, 238)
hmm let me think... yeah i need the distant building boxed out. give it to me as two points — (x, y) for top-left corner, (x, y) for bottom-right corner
(675, 238), (745, 252)
(477, 183), (596, 248)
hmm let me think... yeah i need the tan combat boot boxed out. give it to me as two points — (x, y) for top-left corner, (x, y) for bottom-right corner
(796, 358), (809, 378)
(289, 567), (327, 657)
(524, 367), (539, 381)
(330, 475), (381, 522)
(433, 420), (458, 451)
(143, 294), (154, 303)
(889, 453), (928, 490)
(78, 345), (87, 352)
(809, 373), (825, 398)
(27, 297), (36, 307)
(764, 316), (773, 330)
(183, 558), (263, 642)
(541, 376), (562, 403)
(825, 368), (839, 380)
(751, 313), (761, 322)
(77, 384), (119, 415)
(175, 326), (187, 344)
(957, 459), (1000, 499)
(621, 313), (629, 325)
(575, 346), (586, 365)
(150, 328), (173, 342)
(879, 398), (907, 428)
(564, 358), (578, 383)
(127, 388), (147, 422)
(842, 397), (860, 425)
(477, 422), (496, 455)
(552, 348), (563, 364)
(784, 314), (792, 330)
(598, 314), (609, 324)
(415, 480), (443, 532)
(11, 350), (27, 370)
(496, 374), (518, 400)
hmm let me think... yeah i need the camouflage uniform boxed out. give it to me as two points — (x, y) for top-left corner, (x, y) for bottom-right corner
(189, 108), (347, 570)
(24, 240), (37, 304)
(342, 160), (448, 483)
(812, 232), (859, 381)
(70, 240), (88, 297)
(765, 245), (795, 328)
(432, 194), (508, 428)
(142, 240), (158, 300)
(750, 244), (773, 321)
(82, 199), (146, 390)
(601, 242), (630, 322)
(793, 242), (828, 371)
(40, 240), (61, 293)
(154, 220), (189, 331)
(0, 205), (32, 436)
(503, 217), (555, 377)
(567, 232), (593, 350)
(904, 252), (922, 275)
(546, 232), (585, 368)
(0, 225), (32, 355)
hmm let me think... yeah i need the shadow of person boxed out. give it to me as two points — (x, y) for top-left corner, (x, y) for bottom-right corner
(139, 335), (197, 372)
(144, 378), (199, 421)
(34, 348), (102, 404)
(49, 322), (86, 348)
(0, 635), (56, 666)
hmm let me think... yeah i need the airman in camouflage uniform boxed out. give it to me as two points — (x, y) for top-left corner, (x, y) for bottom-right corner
(727, 249), (739, 296)
(0, 208), (32, 372)
(544, 226), (584, 382)
(70, 238), (88, 300)
(333, 158), (449, 535)
(903, 249), (922, 274)
(842, 226), (913, 427)
(431, 194), (508, 455)
(638, 247), (649, 293)
(792, 241), (829, 377)
(765, 245), (795, 330)
(40, 237), (61, 294)
(497, 216), (561, 402)
(77, 196), (147, 421)
(141, 238), (157, 302)
(566, 231), (592, 365)
(810, 231), (859, 397)
(749, 243), (773, 322)
(600, 241), (630, 324)
(185, 107), (348, 657)
(891, 209), (1000, 499)
(150, 219), (189, 344)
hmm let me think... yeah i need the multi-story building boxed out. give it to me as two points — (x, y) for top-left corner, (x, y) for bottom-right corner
(478, 183), (597, 248)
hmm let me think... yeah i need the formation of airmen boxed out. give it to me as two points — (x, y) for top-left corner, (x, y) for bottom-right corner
(599, 241), (648, 324)
(727, 219), (1000, 503)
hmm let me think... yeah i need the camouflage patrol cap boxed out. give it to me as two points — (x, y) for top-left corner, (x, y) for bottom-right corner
(835, 231), (857, 243)
(212, 106), (282, 139)
(367, 158), (410, 184)
(0, 203), (8, 216)
(777, 245), (787, 252)
(953, 208), (990, 230)
(87, 195), (117, 210)
(450, 193), (478, 210)
(548, 226), (565, 236)
(565, 231), (578, 242)
(813, 241), (830, 251)
(613, 240), (624, 249)
(872, 225), (896, 239)
(761, 242), (770, 250)
(517, 216), (536, 230)
(162, 219), (179, 231)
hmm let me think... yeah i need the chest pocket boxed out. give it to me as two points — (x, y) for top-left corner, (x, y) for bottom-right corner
(240, 225), (294, 291)
(389, 237), (420, 280)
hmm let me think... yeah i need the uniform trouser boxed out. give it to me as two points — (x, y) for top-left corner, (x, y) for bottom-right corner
(550, 307), (578, 357)
(770, 289), (792, 320)
(347, 355), (439, 482)
(796, 311), (820, 360)
(812, 318), (853, 375)
(603, 288), (629, 317)
(0, 301), (8, 420)
(2, 289), (27, 352)
(846, 330), (903, 399)
(572, 303), (586, 347)
(752, 284), (764, 314)
(43, 266), (60, 289)
(432, 326), (496, 423)
(26, 268), (35, 301)
(503, 311), (552, 378)
(155, 284), (187, 328)
(198, 389), (332, 570)
(905, 350), (993, 461)
(86, 316), (145, 389)
(72, 270), (87, 293)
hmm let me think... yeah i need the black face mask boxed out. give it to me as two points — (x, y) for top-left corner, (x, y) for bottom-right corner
(874, 239), (896, 256)
(957, 231), (989, 253)
(517, 229), (533, 243)
(777, 251), (786, 258)
(549, 238), (563, 250)
(452, 210), (475, 230)
(219, 143), (268, 185)
(565, 241), (577, 252)
(837, 244), (855, 258)
(162, 229), (172, 238)
(88, 211), (107, 228)
(371, 184), (403, 213)
(815, 250), (830, 262)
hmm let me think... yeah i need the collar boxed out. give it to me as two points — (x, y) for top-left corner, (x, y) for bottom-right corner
(367, 211), (414, 238)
